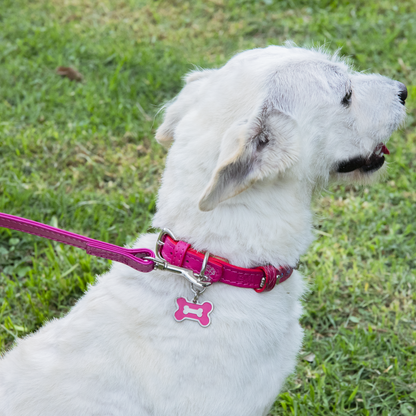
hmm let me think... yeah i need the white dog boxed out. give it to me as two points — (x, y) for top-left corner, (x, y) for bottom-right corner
(0, 45), (406, 416)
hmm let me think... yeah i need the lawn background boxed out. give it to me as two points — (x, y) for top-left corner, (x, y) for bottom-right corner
(0, 0), (415, 414)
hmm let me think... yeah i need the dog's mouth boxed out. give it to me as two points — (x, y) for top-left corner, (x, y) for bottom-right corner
(336, 144), (390, 173)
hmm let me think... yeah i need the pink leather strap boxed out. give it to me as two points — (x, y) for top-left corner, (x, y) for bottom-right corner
(170, 240), (191, 267)
(256, 265), (278, 292)
(161, 236), (293, 291)
(0, 213), (155, 273)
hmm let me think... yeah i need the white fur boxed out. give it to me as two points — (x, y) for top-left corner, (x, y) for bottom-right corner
(0, 45), (405, 416)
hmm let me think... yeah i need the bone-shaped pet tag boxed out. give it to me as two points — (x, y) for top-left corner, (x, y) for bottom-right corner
(174, 297), (213, 327)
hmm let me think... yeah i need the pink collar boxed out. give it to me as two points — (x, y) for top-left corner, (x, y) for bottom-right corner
(160, 234), (293, 292)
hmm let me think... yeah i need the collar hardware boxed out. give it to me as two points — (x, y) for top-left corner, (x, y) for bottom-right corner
(143, 228), (212, 291)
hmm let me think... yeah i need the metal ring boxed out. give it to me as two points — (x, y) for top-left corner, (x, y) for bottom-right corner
(155, 228), (178, 262)
(199, 251), (210, 281)
(191, 284), (206, 296)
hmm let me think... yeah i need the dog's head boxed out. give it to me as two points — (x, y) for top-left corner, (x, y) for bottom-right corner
(156, 46), (406, 212)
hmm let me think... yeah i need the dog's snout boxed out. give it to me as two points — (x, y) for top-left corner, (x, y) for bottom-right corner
(397, 81), (408, 105)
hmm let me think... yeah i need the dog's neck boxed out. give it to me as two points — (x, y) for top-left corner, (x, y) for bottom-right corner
(153, 169), (314, 269)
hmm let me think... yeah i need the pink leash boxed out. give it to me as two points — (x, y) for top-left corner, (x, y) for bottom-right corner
(0, 213), (155, 273)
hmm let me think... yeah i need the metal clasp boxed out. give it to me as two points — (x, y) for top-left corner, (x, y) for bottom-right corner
(144, 228), (212, 291)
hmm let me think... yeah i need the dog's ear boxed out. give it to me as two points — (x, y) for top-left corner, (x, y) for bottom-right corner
(155, 99), (182, 148)
(156, 69), (216, 148)
(198, 108), (298, 211)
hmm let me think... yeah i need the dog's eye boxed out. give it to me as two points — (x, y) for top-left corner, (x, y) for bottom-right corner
(342, 90), (352, 107)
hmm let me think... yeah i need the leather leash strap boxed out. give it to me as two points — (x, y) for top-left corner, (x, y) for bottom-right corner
(0, 213), (155, 273)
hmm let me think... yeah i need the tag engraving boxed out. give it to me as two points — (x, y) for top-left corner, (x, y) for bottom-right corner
(174, 297), (213, 327)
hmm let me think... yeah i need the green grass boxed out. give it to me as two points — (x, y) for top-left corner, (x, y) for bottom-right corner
(0, 0), (415, 414)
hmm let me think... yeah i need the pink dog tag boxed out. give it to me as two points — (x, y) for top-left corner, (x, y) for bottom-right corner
(174, 297), (213, 327)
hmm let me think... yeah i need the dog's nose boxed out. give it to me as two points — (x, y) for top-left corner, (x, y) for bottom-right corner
(397, 81), (408, 105)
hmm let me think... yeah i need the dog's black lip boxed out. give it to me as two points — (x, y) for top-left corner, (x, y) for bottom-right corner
(336, 151), (385, 173)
